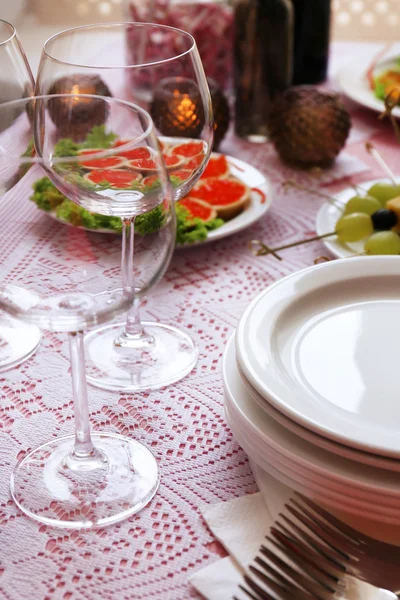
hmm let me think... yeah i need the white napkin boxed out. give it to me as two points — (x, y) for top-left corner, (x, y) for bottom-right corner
(190, 462), (393, 600)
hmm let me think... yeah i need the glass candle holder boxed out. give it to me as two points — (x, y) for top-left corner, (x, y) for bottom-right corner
(150, 77), (205, 138)
(150, 76), (229, 150)
(47, 75), (112, 139)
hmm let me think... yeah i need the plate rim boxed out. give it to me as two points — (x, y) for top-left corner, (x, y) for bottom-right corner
(181, 154), (273, 247)
(337, 51), (400, 117)
(236, 354), (400, 472)
(235, 255), (400, 458)
(36, 152), (273, 248)
(224, 333), (400, 504)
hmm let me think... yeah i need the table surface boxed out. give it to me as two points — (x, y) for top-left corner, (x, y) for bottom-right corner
(1, 30), (398, 600)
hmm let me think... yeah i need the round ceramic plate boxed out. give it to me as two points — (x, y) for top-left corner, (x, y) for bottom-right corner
(38, 153), (273, 247)
(223, 335), (400, 513)
(337, 52), (400, 118)
(236, 357), (400, 472)
(236, 256), (400, 458)
(316, 177), (400, 259)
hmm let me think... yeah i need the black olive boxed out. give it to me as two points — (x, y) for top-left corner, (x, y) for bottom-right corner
(371, 209), (398, 230)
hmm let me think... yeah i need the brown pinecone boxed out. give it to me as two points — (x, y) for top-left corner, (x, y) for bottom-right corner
(209, 79), (230, 150)
(47, 74), (112, 141)
(268, 86), (351, 168)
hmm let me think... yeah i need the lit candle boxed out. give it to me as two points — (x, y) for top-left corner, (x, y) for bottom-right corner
(150, 76), (230, 150)
(47, 74), (112, 140)
(150, 77), (204, 138)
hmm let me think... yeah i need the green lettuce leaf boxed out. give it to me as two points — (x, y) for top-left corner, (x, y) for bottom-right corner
(82, 125), (117, 149)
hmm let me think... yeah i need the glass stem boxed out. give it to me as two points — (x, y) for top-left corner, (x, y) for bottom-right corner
(121, 218), (135, 295)
(125, 297), (146, 337)
(114, 218), (155, 350)
(66, 331), (106, 470)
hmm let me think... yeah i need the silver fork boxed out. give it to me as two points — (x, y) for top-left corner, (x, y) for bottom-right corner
(235, 493), (400, 600)
(234, 500), (348, 600)
(276, 495), (400, 594)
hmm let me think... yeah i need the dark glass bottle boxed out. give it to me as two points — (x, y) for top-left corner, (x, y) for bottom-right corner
(234, 0), (293, 142)
(291, 0), (331, 85)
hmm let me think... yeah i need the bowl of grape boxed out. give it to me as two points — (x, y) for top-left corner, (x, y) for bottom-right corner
(316, 179), (400, 259)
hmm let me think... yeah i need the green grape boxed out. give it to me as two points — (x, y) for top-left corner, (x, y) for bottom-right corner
(344, 195), (382, 216)
(367, 183), (400, 206)
(335, 212), (374, 243)
(364, 231), (400, 255)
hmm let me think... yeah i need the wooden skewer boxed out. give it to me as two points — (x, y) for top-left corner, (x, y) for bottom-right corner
(365, 142), (397, 185)
(249, 232), (334, 259)
(283, 180), (343, 209)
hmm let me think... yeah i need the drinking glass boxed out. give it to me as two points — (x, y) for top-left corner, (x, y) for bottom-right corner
(0, 19), (41, 371)
(36, 22), (214, 391)
(0, 94), (174, 528)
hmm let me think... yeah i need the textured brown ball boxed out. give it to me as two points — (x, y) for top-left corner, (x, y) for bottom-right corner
(208, 79), (230, 151)
(268, 86), (351, 168)
(47, 75), (112, 140)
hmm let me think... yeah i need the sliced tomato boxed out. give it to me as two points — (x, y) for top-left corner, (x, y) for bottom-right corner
(171, 140), (204, 158)
(142, 174), (160, 187)
(190, 178), (248, 206)
(112, 141), (152, 161)
(201, 155), (229, 179)
(170, 169), (192, 182)
(178, 197), (216, 221)
(185, 153), (205, 170)
(86, 169), (140, 188)
(81, 156), (126, 170)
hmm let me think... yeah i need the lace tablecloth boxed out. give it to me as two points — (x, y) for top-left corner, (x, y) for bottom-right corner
(0, 44), (397, 600)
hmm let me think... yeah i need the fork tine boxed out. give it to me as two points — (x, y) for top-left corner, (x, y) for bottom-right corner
(277, 513), (348, 569)
(238, 582), (268, 600)
(285, 503), (355, 558)
(270, 527), (345, 586)
(266, 536), (342, 599)
(239, 584), (266, 600)
(249, 566), (307, 599)
(243, 573), (288, 600)
(253, 555), (318, 600)
(295, 495), (364, 544)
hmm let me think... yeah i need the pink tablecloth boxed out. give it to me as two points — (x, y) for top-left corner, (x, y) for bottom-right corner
(0, 43), (397, 599)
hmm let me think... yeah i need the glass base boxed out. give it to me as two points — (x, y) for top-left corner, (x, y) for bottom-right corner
(0, 317), (41, 372)
(85, 321), (198, 392)
(10, 433), (159, 529)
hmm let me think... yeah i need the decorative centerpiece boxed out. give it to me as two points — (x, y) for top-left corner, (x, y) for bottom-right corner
(47, 75), (112, 139)
(150, 76), (230, 150)
(268, 86), (351, 168)
(150, 77), (204, 138)
(208, 78), (230, 150)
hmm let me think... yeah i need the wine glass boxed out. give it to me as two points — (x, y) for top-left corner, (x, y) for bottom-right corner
(0, 94), (174, 528)
(36, 22), (214, 392)
(0, 19), (41, 371)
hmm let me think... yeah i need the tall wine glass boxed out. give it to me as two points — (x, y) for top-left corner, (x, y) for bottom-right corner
(35, 22), (214, 392)
(0, 94), (174, 528)
(0, 19), (41, 371)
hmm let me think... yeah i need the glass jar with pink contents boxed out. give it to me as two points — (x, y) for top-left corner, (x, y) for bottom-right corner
(125, 0), (234, 93)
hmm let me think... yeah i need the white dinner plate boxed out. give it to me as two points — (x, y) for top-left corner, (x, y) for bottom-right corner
(226, 405), (400, 522)
(337, 52), (400, 118)
(236, 256), (400, 458)
(38, 154), (273, 247)
(223, 335), (400, 515)
(236, 359), (400, 472)
(316, 177), (400, 259)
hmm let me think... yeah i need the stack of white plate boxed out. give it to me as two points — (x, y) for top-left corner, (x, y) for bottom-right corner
(224, 256), (400, 525)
